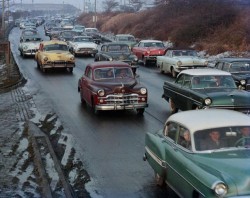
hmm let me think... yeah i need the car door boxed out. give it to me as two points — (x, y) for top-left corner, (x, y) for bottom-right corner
(81, 66), (93, 105)
(162, 50), (172, 73)
(164, 122), (194, 197)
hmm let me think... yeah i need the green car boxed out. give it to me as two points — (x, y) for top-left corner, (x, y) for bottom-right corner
(144, 109), (250, 198)
(162, 68), (250, 114)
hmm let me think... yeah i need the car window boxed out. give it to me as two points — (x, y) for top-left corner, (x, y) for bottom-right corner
(222, 63), (230, 71)
(215, 62), (224, 70)
(175, 74), (185, 85)
(115, 68), (133, 78)
(194, 126), (250, 151)
(164, 122), (178, 142)
(177, 127), (192, 150)
(231, 62), (250, 72)
(183, 75), (192, 88)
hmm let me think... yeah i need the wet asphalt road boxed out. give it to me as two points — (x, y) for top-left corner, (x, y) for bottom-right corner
(9, 26), (177, 198)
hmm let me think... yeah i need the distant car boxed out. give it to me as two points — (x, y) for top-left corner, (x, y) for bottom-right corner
(58, 30), (80, 42)
(157, 48), (208, 78)
(132, 39), (166, 66)
(162, 69), (250, 114)
(94, 42), (138, 74)
(48, 27), (63, 40)
(78, 61), (148, 115)
(72, 25), (85, 34)
(114, 34), (137, 48)
(18, 30), (42, 57)
(85, 27), (102, 44)
(214, 57), (250, 91)
(144, 109), (250, 198)
(68, 36), (98, 57)
(35, 40), (75, 73)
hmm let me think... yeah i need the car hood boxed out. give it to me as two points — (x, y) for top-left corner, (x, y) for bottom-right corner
(174, 56), (207, 65)
(107, 52), (135, 60)
(196, 88), (250, 106)
(145, 47), (166, 55)
(20, 42), (40, 49)
(94, 78), (137, 91)
(74, 42), (97, 49)
(193, 150), (250, 195)
(43, 51), (73, 60)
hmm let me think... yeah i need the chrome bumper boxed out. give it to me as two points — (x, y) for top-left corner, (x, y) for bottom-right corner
(95, 103), (148, 111)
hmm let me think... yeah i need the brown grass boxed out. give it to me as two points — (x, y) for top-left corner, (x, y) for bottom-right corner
(77, 0), (250, 55)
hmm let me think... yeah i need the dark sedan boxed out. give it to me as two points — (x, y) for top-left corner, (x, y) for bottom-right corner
(162, 68), (250, 114)
(214, 57), (250, 91)
(78, 61), (148, 115)
(94, 42), (138, 74)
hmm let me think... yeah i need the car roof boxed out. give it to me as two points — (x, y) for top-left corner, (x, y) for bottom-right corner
(116, 34), (134, 37)
(88, 61), (130, 69)
(102, 42), (130, 46)
(167, 109), (250, 133)
(41, 40), (67, 45)
(216, 57), (250, 62)
(179, 68), (231, 76)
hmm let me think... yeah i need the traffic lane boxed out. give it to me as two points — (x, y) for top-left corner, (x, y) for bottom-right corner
(9, 27), (174, 197)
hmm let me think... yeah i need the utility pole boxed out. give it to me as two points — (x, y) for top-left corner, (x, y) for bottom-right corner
(94, 0), (96, 28)
(2, 0), (5, 31)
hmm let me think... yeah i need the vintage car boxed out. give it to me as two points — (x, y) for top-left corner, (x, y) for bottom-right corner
(94, 42), (138, 74)
(162, 69), (250, 114)
(214, 57), (250, 91)
(143, 109), (250, 198)
(131, 39), (166, 66)
(58, 30), (80, 42)
(72, 25), (85, 34)
(34, 40), (75, 73)
(157, 48), (208, 78)
(113, 34), (137, 48)
(18, 30), (42, 57)
(85, 27), (102, 44)
(48, 27), (63, 40)
(78, 61), (148, 115)
(68, 36), (98, 57)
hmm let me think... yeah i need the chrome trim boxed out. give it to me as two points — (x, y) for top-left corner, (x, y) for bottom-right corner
(145, 146), (166, 168)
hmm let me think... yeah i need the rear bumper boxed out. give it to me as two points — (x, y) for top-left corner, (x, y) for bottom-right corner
(42, 63), (75, 69)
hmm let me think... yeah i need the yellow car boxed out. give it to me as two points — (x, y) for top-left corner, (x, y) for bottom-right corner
(35, 40), (75, 73)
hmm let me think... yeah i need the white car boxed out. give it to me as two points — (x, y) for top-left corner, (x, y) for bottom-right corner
(157, 49), (208, 77)
(68, 36), (98, 57)
(18, 32), (42, 57)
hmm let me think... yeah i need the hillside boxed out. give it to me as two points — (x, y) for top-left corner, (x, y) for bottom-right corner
(77, 0), (250, 55)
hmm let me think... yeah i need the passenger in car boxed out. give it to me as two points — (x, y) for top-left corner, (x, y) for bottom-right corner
(200, 130), (227, 150)
(180, 130), (191, 149)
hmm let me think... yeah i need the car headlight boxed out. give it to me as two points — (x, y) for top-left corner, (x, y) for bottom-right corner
(204, 98), (212, 105)
(214, 182), (227, 197)
(177, 61), (182, 66)
(97, 89), (105, 96)
(23, 45), (28, 50)
(240, 79), (246, 85)
(140, 88), (147, 95)
(109, 57), (113, 61)
(70, 56), (75, 61)
(43, 57), (48, 61)
(204, 61), (209, 66)
(134, 56), (138, 61)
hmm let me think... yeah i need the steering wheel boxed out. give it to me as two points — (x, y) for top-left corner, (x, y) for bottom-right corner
(234, 137), (250, 147)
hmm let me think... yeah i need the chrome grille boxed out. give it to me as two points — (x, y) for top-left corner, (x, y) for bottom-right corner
(105, 94), (139, 105)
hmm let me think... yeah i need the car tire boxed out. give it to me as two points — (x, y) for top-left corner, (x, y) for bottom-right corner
(160, 63), (164, 73)
(171, 67), (177, 78)
(143, 57), (148, 66)
(42, 67), (47, 73)
(36, 61), (40, 69)
(155, 173), (165, 187)
(80, 91), (86, 104)
(68, 68), (73, 73)
(169, 98), (178, 114)
(136, 108), (144, 116)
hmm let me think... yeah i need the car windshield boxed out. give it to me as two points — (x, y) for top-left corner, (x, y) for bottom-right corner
(117, 36), (135, 42)
(194, 126), (250, 151)
(230, 62), (250, 72)
(94, 67), (133, 80)
(107, 45), (130, 52)
(44, 44), (68, 51)
(24, 37), (41, 42)
(191, 75), (237, 89)
(144, 42), (164, 48)
(173, 50), (198, 56)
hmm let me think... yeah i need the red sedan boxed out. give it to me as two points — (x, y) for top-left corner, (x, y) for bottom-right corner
(78, 61), (148, 115)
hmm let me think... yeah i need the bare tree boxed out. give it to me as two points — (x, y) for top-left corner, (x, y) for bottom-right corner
(130, 0), (143, 11)
(102, 0), (119, 13)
